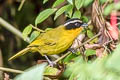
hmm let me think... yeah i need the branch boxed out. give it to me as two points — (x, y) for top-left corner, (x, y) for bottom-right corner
(18, 0), (26, 11)
(0, 17), (29, 42)
(0, 67), (23, 74)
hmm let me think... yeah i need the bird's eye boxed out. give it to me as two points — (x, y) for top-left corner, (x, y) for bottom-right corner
(75, 23), (80, 27)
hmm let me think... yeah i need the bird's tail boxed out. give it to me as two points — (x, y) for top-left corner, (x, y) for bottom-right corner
(8, 47), (30, 61)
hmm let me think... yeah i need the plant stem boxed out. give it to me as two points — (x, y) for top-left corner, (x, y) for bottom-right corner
(30, 24), (45, 32)
(0, 17), (23, 39)
(18, 0), (26, 11)
(75, 33), (101, 49)
(0, 67), (23, 74)
(0, 17), (29, 42)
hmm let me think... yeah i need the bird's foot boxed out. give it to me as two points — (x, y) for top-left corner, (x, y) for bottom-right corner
(44, 55), (56, 67)
(48, 61), (56, 67)
(68, 48), (77, 54)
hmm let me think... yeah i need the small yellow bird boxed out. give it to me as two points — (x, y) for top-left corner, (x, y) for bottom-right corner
(8, 18), (88, 61)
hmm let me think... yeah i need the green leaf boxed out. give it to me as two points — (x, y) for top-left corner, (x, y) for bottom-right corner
(81, 16), (89, 22)
(106, 44), (120, 71)
(72, 10), (81, 19)
(54, 4), (71, 20)
(22, 25), (32, 40)
(104, 3), (114, 16)
(85, 49), (96, 56)
(67, 0), (73, 5)
(14, 63), (47, 80)
(89, 37), (98, 44)
(52, 0), (65, 8)
(83, 0), (93, 7)
(29, 31), (40, 43)
(66, 5), (73, 18)
(75, 0), (84, 10)
(87, 30), (94, 38)
(100, 0), (107, 4)
(64, 57), (85, 78)
(114, 2), (120, 10)
(104, 2), (120, 16)
(45, 28), (53, 31)
(43, 0), (48, 4)
(63, 53), (77, 64)
(35, 8), (57, 26)
(44, 66), (59, 76)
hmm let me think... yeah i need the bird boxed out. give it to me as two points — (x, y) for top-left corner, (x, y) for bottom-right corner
(8, 18), (88, 63)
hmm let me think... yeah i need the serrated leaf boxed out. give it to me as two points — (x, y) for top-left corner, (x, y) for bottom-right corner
(72, 10), (81, 19)
(22, 25), (32, 40)
(67, 0), (73, 5)
(54, 4), (71, 20)
(75, 0), (84, 10)
(14, 63), (47, 80)
(43, 0), (48, 4)
(52, 0), (65, 8)
(29, 31), (40, 43)
(85, 49), (96, 56)
(35, 8), (57, 26)
(87, 30), (94, 38)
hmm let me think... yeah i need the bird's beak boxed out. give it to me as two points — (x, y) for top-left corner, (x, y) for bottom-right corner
(81, 23), (88, 27)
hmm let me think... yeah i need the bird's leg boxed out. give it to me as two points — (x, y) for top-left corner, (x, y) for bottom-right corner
(44, 55), (56, 67)
(36, 47), (56, 67)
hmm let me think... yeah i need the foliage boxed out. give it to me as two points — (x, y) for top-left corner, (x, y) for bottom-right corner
(64, 44), (120, 80)
(14, 63), (47, 80)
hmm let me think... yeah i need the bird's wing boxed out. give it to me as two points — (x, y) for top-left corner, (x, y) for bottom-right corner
(29, 26), (63, 47)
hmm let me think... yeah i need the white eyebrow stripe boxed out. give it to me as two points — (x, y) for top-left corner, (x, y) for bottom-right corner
(64, 20), (82, 26)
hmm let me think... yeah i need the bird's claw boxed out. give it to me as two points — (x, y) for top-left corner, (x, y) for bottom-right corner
(68, 48), (77, 54)
(49, 61), (56, 67)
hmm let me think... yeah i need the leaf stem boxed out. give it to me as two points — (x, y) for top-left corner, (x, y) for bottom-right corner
(30, 24), (45, 32)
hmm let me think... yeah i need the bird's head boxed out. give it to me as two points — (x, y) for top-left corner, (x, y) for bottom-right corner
(64, 18), (88, 30)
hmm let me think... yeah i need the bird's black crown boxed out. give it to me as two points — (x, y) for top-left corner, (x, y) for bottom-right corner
(64, 18), (88, 30)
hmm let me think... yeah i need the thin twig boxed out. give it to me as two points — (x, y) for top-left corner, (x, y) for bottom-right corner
(0, 49), (3, 79)
(103, 40), (112, 45)
(88, 20), (91, 25)
(30, 24), (45, 32)
(75, 33), (101, 49)
(47, 52), (70, 67)
(0, 17), (29, 42)
(102, 0), (110, 9)
(54, 52), (70, 63)
(18, 0), (26, 11)
(0, 18), (23, 39)
(0, 67), (23, 74)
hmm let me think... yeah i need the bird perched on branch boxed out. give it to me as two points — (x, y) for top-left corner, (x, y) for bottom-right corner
(8, 18), (88, 64)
